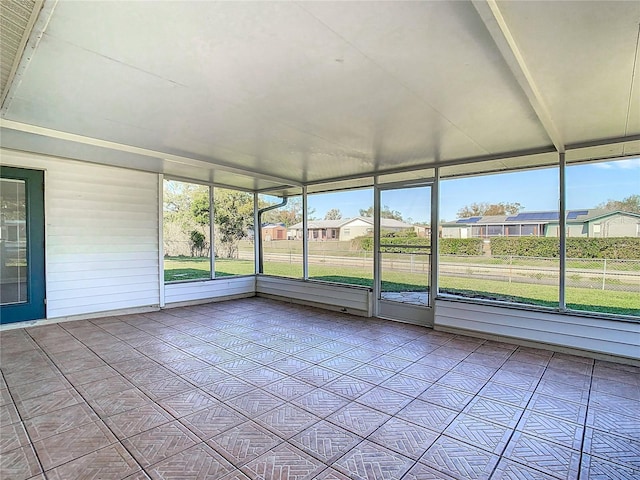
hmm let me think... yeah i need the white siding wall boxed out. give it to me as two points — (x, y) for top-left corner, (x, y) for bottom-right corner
(435, 299), (640, 360)
(256, 276), (372, 316)
(2, 150), (160, 318)
(165, 277), (255, 306)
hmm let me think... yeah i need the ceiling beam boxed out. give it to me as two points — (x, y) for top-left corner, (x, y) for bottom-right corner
(0, 119), (302, 187)
(472, 0), (565, 153)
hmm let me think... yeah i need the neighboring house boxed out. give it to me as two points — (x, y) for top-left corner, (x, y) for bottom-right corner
(261, 223), (287, 241)
(441, 210), (640, 238)
(288, 217), (418, 241)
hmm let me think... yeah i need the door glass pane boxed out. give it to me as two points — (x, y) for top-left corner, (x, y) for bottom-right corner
(379, 186), (431, 306)
(1, 179), (27, 304)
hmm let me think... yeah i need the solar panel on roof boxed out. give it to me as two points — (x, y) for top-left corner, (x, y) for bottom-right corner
(567, 210), (589, 219)
(511, 212), (558, 221)
(456, 217), (481, 223)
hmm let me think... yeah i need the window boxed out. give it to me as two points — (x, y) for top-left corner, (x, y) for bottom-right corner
(439, 165), (559, 309)
(213, 187), (255, 277)
(565, 157), (640, 316)
(258, 192), (303, 278)
(487, 225), (504, 236)
(163, 182), (256, 281)
(163, 180), (211, 282)
(506, 225), (519, 236)
(306, 188), (373, 287)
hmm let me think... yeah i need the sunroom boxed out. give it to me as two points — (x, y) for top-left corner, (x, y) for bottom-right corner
(0, 1), (639, 479)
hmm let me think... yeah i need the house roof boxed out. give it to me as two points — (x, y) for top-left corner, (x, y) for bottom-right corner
(442, 209), (638, 226)
(289, 216), (415, 230)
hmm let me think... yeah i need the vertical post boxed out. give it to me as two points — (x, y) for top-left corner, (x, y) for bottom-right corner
(431, 168), (440, 310)
(210, 186), (215, 279)
(302, 186), (308, 280)
(158, 175), (165, 308)
(373, 177), (381, 316)
(559, 152), (567, 311)
(602, 258), (607, 291)
(254, 192), (260, 274)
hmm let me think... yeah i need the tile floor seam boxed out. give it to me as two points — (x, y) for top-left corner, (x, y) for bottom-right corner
(0, 369), (47, 478)
(576, 356), (595, 480)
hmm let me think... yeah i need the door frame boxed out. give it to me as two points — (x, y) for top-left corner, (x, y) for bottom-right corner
(373, 179), (434, 326)
(0, 166), (46, 324)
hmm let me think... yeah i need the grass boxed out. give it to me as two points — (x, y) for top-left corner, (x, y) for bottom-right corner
(164, 256), (639, 316)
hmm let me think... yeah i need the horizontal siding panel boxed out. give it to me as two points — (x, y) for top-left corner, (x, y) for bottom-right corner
(256, 277), (370, 312)
(48, 295), (160, 318)
(47, 288), (160, 309)
(436, 302), (638, 338)
(435, 300), (640, 359)
(47, 217), (158, 229)
(47, 277), (158, 294)
(48, 186), (157, 202)
(47, 234), (158, 245)
(47, 200), (158, 217)
(47, 244), (157, 255)
(165, 277), (255, 304)
(47, 252), (158, 264)
(47, 267), (158, 280)
(50, 168), (155, 185)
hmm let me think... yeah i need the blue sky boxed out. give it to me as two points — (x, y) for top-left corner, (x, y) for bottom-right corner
(307, 157), (640, 224)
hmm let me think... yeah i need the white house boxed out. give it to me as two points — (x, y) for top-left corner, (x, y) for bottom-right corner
(288, 217), (417, 241)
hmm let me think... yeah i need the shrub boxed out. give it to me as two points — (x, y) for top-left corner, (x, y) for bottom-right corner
(353, 236), (483, 255)
(490, 237), (640, 259)
(440, 238), (484, 255)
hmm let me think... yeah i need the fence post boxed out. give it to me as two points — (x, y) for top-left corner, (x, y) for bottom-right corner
(602, 258), (607, 291)
(509, 255), (512, 284)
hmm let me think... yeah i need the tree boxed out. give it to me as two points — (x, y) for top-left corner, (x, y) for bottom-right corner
(261, 197), (316, 226)
(324, 208), (342, 220)
(163, 181), (210, 256)
(358, 205), (404, 221)
(213, 189), (253, 259)
(597, 194), (640, 214)
(189, 230), (207, 257)
(457, 202), (522, 218)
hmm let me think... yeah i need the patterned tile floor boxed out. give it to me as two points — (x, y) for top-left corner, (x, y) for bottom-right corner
(1, 297), (638, 480)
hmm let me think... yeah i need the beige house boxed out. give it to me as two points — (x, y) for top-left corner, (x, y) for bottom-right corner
(288, 217), (417, 241)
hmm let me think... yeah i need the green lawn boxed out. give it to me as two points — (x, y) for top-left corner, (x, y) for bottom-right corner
(164, 256), (639, 316)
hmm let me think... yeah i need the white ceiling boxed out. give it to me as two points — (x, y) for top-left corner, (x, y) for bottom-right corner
(1, 0), (639, 192)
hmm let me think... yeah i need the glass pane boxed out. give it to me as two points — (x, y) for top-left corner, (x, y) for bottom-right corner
(0, 179), (28, 304)
(379, 186), (431, 306)
(307, 188), (374, 287)
(163, 180), (211, 282)
(259, 191), (303, 277)
(213, 187), (255, 277)
(566, 157), (640, 316)
(439, 166), (560, 308)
